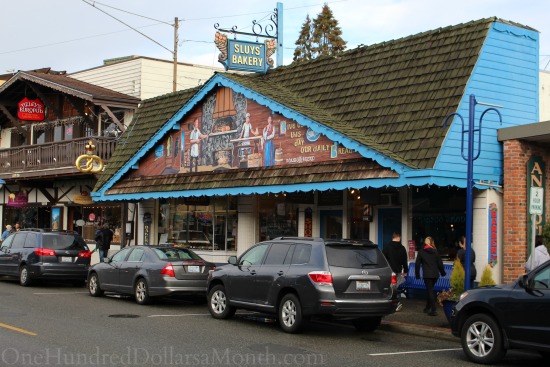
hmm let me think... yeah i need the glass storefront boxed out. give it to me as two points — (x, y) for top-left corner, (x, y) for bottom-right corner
(412, 186), (466, 260)
(258, 194), (299, 241)
(161, 196), (237, 251)
(82, 204), (122, 244)
(347, 190), (370, 241)
(3, 205), (50, 229)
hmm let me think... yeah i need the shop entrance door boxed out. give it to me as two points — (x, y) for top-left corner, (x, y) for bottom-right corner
(320, 210), (342, 239)
(377, 208), (401, 250)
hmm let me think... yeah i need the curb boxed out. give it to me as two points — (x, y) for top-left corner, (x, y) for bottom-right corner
(380, 320), (457, 342)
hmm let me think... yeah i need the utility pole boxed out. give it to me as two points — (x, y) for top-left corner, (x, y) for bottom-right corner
(173, 17), (179, 93)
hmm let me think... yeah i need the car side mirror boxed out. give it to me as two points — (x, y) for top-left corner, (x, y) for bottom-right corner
(519, 274), (533, 290)
(103, 257), (111, 263)
(228, 256), (237, 265)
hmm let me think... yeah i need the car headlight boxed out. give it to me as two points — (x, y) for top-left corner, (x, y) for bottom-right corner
(458, 291), (469, 302)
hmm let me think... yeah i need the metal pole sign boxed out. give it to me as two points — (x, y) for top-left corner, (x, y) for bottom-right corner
(443, 95), (502, 291)
(214, 3), (281, 72)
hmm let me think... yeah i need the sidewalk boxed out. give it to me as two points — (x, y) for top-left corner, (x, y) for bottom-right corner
(380, 298), (457, 342)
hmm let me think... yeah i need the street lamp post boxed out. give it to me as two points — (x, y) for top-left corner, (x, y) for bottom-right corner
(444, 95), (502, 291)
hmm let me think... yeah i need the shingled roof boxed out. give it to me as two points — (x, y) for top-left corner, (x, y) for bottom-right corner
(95, 17), (533, 196)
(224, 18), (503, 170)
(0, 71), (140, 106)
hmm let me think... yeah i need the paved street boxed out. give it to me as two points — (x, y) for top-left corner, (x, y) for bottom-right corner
(0, 277), (545, 367)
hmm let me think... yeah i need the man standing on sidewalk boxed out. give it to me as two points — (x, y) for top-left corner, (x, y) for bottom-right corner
(383, 232), (408, 311)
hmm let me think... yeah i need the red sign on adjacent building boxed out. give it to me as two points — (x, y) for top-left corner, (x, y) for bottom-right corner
(17, 97), (45, 121)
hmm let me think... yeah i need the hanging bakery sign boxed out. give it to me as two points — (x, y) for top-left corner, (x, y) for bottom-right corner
(17, 97), (45, 122)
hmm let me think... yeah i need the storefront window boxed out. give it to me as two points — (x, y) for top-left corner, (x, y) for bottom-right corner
(347, 190), (370, 241)
(163, 196), (237, 251)
(412, 186), (466, 260)
(82, 205), (122, 244)
(259, 194), (298, 241)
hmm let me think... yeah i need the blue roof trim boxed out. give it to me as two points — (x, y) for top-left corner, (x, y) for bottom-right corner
(92, 172), (495, 203)
(95, 73), (410, 198)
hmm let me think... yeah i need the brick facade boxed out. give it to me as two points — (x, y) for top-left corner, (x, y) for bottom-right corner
(503, 139), (550, 282)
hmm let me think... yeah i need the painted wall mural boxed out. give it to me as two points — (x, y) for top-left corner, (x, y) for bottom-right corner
(133, 88), (362, 177)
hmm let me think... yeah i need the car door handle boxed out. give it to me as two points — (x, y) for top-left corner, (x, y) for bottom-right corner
(250, 270), (257, 275)
(277, 271), (284, 276)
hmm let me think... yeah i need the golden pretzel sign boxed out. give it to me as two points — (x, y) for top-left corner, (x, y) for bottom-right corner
(75, 140), (104, 173)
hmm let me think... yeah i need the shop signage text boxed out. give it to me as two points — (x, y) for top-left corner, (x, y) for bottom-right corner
(7, 191), (28, 207)
(17, 97), (45, 121)
(527, 156), (545, 250)
(228, 40), (267, 72)
(488, 203), (498, 267)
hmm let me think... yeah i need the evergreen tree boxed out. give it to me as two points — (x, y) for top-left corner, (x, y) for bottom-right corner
(293, 15), (313, 63)
(292, 4), (346, 63)
(311, 4), (347, 58)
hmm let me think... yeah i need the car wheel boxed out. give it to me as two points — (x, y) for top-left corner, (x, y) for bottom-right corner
(134, 278), (151, 305)
(208, 284), (235, 319)
(88, 273), (104, 297)
(352, 317), (382, 332)
(461, 313), (506, 364)
(278, 293), (303, 334)
(19, 265), (33, 287)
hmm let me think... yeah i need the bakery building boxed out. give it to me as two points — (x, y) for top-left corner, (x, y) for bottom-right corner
(92, 18), (539, 283)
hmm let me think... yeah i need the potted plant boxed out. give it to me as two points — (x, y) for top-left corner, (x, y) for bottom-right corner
(437, 259), (465, 323)
(478, 265), (496, 287)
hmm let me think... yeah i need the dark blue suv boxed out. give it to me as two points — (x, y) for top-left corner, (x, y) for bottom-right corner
(451, 260), (550, 364)
(207, 237), (397, 333)
(0, 229), (91, 286)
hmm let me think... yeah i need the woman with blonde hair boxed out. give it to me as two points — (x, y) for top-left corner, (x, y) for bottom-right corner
(415, 236), (446, 316)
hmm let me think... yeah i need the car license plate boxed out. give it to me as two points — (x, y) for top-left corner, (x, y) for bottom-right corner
(356, 281), (370, 291)
(188, 265), (200, 273)
(61, 257), (73, 263)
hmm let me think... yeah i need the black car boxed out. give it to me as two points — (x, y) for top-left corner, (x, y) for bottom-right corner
(0, 229), (91, 286)
(207, 237), (397, 333)
(88, 245), (215, 305)
(450, 260), (550, 364)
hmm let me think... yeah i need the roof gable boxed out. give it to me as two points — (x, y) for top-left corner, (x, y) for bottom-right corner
(0, 71), (140, 106)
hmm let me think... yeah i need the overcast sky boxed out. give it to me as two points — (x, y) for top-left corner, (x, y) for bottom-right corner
(2, 0), (550, 74)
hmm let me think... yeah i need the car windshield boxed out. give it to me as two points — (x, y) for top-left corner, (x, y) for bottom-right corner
(153, 247), (203, 261)
(42, 234), (87, 250)
(325, 245), (379, 268)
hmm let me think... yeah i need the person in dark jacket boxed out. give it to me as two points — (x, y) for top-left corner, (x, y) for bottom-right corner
(415, 236), (446, 316)
(383, 232), (409, 311)
(457, 235), (476, 289)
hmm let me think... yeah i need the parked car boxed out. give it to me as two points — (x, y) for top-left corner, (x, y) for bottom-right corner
(87, 245), (215, 305)
(206, 237), (397, 333)
(450, 260), (550, 364)
(0, 229), (91, 286)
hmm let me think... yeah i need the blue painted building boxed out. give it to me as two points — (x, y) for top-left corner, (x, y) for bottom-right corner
(92, 18), (539, 282)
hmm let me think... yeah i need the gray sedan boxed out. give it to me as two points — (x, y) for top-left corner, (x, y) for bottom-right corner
(87, 245), (215, 305)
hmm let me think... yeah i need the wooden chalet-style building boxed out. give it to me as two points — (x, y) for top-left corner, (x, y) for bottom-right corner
(0, 69), (139, 244)
(92, 18), (540, 283)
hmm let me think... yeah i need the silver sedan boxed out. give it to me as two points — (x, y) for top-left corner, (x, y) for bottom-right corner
(87, 245), (215, 305)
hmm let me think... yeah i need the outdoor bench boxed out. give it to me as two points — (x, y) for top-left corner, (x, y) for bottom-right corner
(398, 261), (453, 298)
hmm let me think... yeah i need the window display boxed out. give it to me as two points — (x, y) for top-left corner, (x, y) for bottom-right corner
(162, 196), (237, 251)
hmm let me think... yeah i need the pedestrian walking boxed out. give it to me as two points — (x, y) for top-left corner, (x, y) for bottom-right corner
(1, 224), (13, 241)
(525, 235), (550, 272)
(415, 236), (446, 316)
(383, 232), (408, 311)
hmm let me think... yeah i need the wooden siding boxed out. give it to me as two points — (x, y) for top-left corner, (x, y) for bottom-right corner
(70, 59), (142, 99)
(436, 22), (539, 185)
